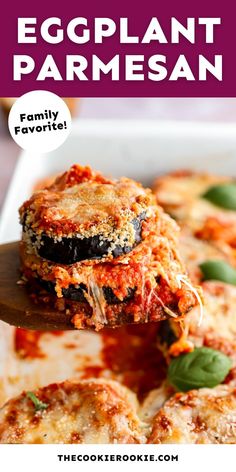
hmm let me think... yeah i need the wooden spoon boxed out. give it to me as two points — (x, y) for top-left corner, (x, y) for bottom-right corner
(0, 242), (75, 330)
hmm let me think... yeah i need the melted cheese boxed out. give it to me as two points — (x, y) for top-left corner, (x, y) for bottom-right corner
(20, 165), (154, 240)
(178, 281), (236, 365)
(148, 385), (236, 444)
(0, 379), (146, 444)
(1, 374), (236, 444)
(154, 171), (236, 366)
(179, 230), (234, 284)
(153, 171), (231, 221)
(53, 181), (147, 224)
(20, 211), (198, 330)
(153, 171), (236, 261)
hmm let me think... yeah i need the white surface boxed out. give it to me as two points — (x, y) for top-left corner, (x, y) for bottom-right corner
(1, 118), (236, 243)
(0, 444), (235, 472)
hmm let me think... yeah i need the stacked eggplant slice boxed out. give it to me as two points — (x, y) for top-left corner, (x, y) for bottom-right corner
(19, 164), (198, 330)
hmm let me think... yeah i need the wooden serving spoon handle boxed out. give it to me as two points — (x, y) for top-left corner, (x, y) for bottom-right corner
(0, 242), (75, 330)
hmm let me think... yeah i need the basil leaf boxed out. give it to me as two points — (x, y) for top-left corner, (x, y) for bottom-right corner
(200, 260), (236, 285)
(202, 183), (236, 210)
(26, 392), (49, 412)
(168, 347), (232, 392)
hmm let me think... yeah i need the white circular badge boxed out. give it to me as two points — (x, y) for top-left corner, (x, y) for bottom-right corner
(8, 91), (72, 153)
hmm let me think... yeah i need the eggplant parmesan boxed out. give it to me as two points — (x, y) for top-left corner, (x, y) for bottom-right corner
(0, 379), (146, 444)
(19, 164), (199, 330)
(178, 230), (235, 284)
(1, 376), (236, 444)
(0, 167), (235, 445)
(160, 281), (236, 367)
(153, 170), (232, 223)
(20, 165), (152, 264)
(154, 171), (236, 362)
(153, 170), (236, 261)
(148, 385), (236, 444)
(159, 231), (236, 363)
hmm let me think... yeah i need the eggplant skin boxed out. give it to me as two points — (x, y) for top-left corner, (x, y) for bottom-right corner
(38, 278), (136, 305)
(37, 233), (132, 264)
(158, 320), (177, 347)
(102, 287), (136, 305)
(26, 212), (146, 264)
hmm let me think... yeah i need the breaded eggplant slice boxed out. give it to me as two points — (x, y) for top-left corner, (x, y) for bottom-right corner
(20, 209), (199, 330)
(147, 385), (236, 444)
(37, 278), (136, 305)
(20, 165), (154, 264)
(0, 379), (145, 444)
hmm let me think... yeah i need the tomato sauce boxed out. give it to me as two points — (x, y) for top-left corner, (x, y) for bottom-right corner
(101, 323), (167, 400)
(14, 328), (63, 359)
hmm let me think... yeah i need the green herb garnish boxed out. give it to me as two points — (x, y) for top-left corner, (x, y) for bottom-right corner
(200, 260), (236, 285)
(202, 183), (236, 210)
(168, 347), (232, 392)
(26, 392), (49, 412)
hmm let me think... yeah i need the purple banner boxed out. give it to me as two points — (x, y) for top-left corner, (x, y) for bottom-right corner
(0, 0), (234, 97)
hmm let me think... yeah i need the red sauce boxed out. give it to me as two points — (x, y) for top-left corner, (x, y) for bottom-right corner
(14, 328), (63, 359)
(81, 366), (105, 379)
(63, 165), (110, 187)
(195, 217), (236, 249)
(101, 323), (167, 400)
(63, 343), (77, 349)
(224, 367), (236, 384)
(14, 326), (167, 401)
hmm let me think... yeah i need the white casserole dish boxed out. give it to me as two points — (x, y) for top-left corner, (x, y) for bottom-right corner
(0, 117), (236, 414)
(1, 118), (236, 243)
